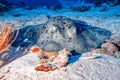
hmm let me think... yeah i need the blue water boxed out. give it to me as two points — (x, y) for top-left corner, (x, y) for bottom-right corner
(0, 0), (119, 11)
(5, 0), (60, 7)
(2, 0), (94, 7)
(0, 0), (97, 12)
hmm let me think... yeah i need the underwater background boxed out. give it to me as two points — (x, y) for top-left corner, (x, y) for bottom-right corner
(0, 0), (120, 80)
(0, 0), (120, 11)
(1, 0), (94, 7)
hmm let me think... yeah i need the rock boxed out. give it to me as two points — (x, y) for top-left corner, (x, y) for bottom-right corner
(106, 0), (120, 7)
(72, 5), (91, 12)
(106, 32), (120, 51)
(99, 3), (109, 12)
(94, 0), (106, 7)
(25, 6), (36, 10)
(12, 13), (24, 17)
(12, 16), (111, 55)
(94, 0), (120, 7)
(53, 4), (62, 11)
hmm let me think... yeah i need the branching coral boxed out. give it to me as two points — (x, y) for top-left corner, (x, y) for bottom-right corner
(0, 23), (19, 53)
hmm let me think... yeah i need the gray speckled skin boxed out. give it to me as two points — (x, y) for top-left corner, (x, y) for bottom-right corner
(12, 16), (111, 55)
(12, 24), (44, 47)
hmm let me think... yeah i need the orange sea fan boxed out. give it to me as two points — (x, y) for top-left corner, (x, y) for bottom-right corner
(0, 23), (19, 53)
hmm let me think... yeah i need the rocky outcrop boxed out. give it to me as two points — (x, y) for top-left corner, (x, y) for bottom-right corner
(12, 16), (111, 55)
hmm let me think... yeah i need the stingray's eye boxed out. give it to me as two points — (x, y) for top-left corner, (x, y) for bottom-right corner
(30, 46), (39, 53)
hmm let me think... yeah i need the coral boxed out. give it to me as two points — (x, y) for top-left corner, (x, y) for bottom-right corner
(53, 48), (71, 67)
(30, 45), (58, 59)
(90, 39), (120, 58)
(52, 53), (69, 67)
(30, 45), (40, 53)
(30, 46), (71, 71)
(105, 38), (120, 47)
(101, 42), (118, 53)
(35, 63), (55, 72)
(0, 23), (19, 53)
